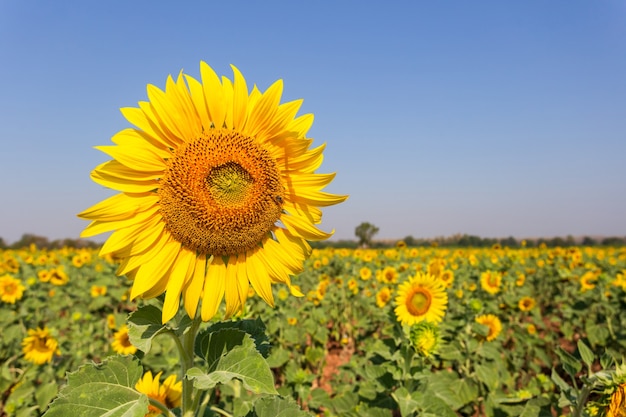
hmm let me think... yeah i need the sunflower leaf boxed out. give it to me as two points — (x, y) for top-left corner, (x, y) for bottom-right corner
(201, 318), (271, 358)
(248, 396), (313, 417)
(43, 355), (148, 417)
(187, 342), (277, 395)
(127, 304), (169, 353)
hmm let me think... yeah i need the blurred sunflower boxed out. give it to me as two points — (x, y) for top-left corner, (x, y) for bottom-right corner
(480, 270), (502, 295)
(394, 272), (447, 325)
(475, 314), (502, 341)
(0, 274), (25, 304)
(359, 266), (372, 281)
(22, 327), (60, 365)
(376, 287), (392, 308)
(78, 62), (347, 323)
(410, 321), (441, 357)
(135, 371), (182, 417)
(518, 296), (536, 312)
(91, 285), (107, 298)
(379, 266), (398, 284)
(49, 266), (69, 286)
(111, 325), (137, 355)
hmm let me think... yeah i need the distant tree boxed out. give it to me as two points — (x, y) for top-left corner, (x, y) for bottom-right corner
(11, 234), (50, 249)
(0, 237), (6, 249)
(601, 236), (626, 246)
(499, 236), (518, 247)
(355, 222), (379, 248)
(582, 236), (597, 246)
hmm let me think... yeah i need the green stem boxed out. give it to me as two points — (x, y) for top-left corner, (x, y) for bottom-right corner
(180, 317), (202, 417)
(148, 397), (176, 417)
(209, 405), (234, 417)
(572, 384), (593, 417)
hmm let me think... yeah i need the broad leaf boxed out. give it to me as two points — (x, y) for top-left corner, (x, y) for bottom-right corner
(127, 305), (169, 353)
(248, 396), (312, 417)
(43, 355), (148, 417)
(188, 342), (277, 395)
(200, 318), (271, 358)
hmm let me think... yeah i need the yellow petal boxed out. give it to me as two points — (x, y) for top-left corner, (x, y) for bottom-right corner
(162, 248), (196, 323)
(94, 145), (165, 172)
(200, 61), (226, 128)
(99, 213), (162, 256)
(78, 193), (158, 221)
(80, 204), (159, 238)
(223, 256), (242, 319)
(246, 79), (282, 138)
(111, 129), (172, 157)
(183, 254), (208, 319)
(184, 74), (212, 131)
(281, 213), (334, 241)
(130, 240), (181, 300)
(246, 250), (274, 307)
(201, 257), (226, 321)
(230, 65), (249, 130)
(116, 229), (172, 276)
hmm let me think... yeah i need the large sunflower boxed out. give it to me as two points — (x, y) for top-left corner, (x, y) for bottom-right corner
(394, 272), (448, 325)
(79, 62), (347, 323)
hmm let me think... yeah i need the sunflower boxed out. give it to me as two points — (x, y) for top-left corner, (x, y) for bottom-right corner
(78, 62), (347, 323)
(475, 314), (502, 341)
(91, 285), (107, 297)
(359, 266), (372, 281)
(22, 327), (60, 365)
(607, 383), (626, 417)
(518, 296), (536, 312)
(379, 266), (398, 284)
(394, 272), (448, 325)
(111, 325), (137, 355)
(49, 266), (69, 286)
(135, 371), (182, 417)
(409, 321), (441, 357)
(376, 287), (392, 308)
(0, 274), (26, 304)
(480, 270), (502, 295)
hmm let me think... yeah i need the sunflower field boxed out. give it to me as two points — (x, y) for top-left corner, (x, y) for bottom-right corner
(2, 243), (626, 416)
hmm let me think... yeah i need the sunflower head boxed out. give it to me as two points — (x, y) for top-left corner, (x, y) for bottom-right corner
(111, 325), (137, 355)
(135, 371), (182, 416)
(409, 321), (442, 357)
(475, 314), (502, 342)
(78, 62), (347, 323)
(0, 274), (26, 304)
(394, 272), (448, 325)
(22, 326), (60, 365)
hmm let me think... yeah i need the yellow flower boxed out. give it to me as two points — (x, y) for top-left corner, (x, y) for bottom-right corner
(379, 266), (398, 284)
(359, 267), (372, 281)
(71, 254), (84, 268)
(515, 272), (526, 287)
(518, 296), (536, 312)
(22, 327), (60, 365)
(580, 271), (598, 292)
(440, 270), (454, 288)
(135, 371), (182, 417)
(38, 269), (51, 283)
(394, 272), (448, 325)
(527, 323), (537, 335)
(49, 266), (69, 286)
(90, 285), (107, 298)
(287, 317), (298, 326)
(480, 270), (502, 295)
(0, 275), (25, 304)
(347, 278), (359, 294)
(376, 287), (392, 308)
(78, 62), (347, 323)
(107, 314), (117, 329)
(607, 383), (626, 417)
(111, 325), (137, 355)
(475, 314), (502, 341)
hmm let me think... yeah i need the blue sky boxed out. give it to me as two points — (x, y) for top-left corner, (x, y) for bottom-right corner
(1, 1), (625, 244)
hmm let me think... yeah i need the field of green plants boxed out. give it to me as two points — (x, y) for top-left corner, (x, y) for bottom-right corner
(1, 243), (626, 416)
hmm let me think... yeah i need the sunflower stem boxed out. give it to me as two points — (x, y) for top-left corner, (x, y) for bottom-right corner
(148, 397), (176, 417)
(180, 316), (202, 417)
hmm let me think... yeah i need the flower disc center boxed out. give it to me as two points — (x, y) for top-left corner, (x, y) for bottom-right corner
(407, 289), (432, 316)
(159, 129), (285, 257)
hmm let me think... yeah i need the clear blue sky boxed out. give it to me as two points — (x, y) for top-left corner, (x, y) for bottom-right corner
(1, 1), (625, 244)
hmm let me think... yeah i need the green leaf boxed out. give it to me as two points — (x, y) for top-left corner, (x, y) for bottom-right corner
(577, 340), (595, 370)
(475, 363), (500, 392)
(127, 304), (169, 353)
(250, 396), (312, 417)
(43, 355), (148, 417)
(555, 347), (582, 377)
(266, 347), (290, 368)
(202, 318), (271, 358)
(195, 328), (249, 370)
(35, 381), (58, 412)
(392, 386), (419, 416)
(188, 342), (277, 395)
